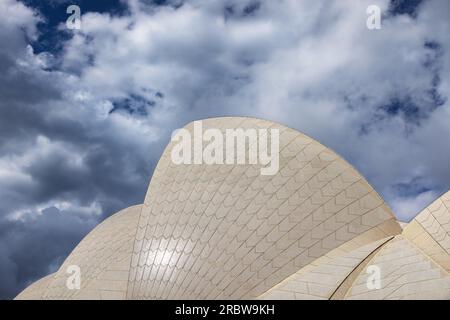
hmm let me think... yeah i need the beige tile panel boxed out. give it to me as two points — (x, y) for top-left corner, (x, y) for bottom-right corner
(127, 117), (400, 299)
(344, 235), (450, 299)
(22, 117), (447, 300)
(404, 191), (450, 256)
(31, 205), (142, 300)
(331, 238), (388, 300)
(402, 220), (450, 273)
(258, 221), (397, 300)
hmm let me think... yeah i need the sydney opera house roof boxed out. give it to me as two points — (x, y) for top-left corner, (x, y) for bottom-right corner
(16, 117), (450, 300)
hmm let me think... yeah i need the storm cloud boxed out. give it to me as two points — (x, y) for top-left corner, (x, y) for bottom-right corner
(0, 0), (449, 299)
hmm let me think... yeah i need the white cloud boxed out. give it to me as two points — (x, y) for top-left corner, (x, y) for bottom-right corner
(50, 0), (450, 220)
(0, 0), (40, 36)
(1, 0), (448, 221)
(1, 0), (450, 297)
(390, 189), (440, 222)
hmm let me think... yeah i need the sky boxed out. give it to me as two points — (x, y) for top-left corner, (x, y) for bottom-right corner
(0, 0), (449, 299)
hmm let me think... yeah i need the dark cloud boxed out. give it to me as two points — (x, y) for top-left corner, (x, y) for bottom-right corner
(19, 0), (129, 55)
(389, 0), (424, 17)
(110, 94), (156, 116)
(1, 0), (450, 300)
(0, 206), (97, 299)
(0, 0), (159, 299)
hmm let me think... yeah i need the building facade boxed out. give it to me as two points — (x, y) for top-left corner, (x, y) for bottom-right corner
(16, 117), (450, 300)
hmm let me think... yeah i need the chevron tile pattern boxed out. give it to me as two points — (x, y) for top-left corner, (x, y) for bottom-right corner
(344, 235), (450, 300)
(15, 117), (450, 300)
(258, 236), (391, 299)
(403, 191), (450, 271)
(126, 117), (399, 299)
